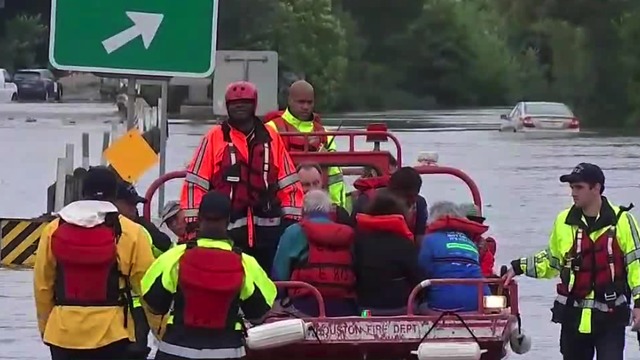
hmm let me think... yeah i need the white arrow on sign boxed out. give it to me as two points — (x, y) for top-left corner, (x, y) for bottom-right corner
(102, 11), (164, 54)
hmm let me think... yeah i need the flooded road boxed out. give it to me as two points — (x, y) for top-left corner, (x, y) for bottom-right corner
(2, 103), (640, 359)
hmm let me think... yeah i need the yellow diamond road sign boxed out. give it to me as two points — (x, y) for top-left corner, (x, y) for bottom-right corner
(103, 129), (158, 182)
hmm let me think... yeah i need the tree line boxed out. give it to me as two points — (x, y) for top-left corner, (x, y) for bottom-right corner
(2, 0), (640, 126)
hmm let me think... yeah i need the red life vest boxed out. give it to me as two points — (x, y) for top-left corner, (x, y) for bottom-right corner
(356, 213), (414, 242)
(51, 217), (125, 307)
(426, 216), (489, 238)
(290, 220), (356, 299)
(484, 236), (497, 255)
(209, 126), (280, 213)
(353, 175), (419, 235)
(556, 227), (627, 305)
(177, 242), (245, 329)
(271, 116), (328, 152)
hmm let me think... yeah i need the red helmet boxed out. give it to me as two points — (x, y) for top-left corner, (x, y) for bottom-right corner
(225, 81), (258, 103)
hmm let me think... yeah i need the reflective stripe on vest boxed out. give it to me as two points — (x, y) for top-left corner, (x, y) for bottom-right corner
(555, 294), (627, 312)
(568, 227), (616, 294)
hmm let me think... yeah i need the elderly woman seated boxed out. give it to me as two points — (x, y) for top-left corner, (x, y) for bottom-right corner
(354, 189), (424, 315)
(271, 189), (357, 317)
(418, 201), (491, 312)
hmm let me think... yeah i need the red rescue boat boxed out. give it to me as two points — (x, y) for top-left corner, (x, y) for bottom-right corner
(143, 124), (529, 360)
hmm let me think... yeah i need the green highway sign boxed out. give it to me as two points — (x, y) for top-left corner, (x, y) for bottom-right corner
(49, 0), (218, 77)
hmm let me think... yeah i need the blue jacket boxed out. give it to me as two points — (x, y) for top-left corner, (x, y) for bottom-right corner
(418, 227), (490, 312)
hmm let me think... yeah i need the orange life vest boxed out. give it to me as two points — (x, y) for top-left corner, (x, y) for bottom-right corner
(290, 220), (356, 299)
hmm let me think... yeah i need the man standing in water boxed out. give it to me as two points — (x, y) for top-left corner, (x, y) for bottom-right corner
(504, 163), (640, 359)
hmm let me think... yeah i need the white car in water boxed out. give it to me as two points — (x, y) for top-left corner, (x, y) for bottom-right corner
(499, 101), (580, 132)
(0, 68), (18, 103)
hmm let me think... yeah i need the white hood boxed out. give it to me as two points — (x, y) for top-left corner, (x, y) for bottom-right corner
(56, 200), (119, 228)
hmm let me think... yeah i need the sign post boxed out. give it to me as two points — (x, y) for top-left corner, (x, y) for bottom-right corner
(49, 0), (219, 78)
(158, 81), (169, 217)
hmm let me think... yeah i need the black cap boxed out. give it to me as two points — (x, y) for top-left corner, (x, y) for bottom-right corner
(559, 163), (605, 185)
(199, 191), (231, 220)
(116, 181), (147, 204)
(82, 166), (118, 200)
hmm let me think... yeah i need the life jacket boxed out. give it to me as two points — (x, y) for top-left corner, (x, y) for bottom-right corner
(484, 236), (497, 255)
(51, 215), (129, 309)
(210, 124), (281, 216)
(556, 224), (627, 309)
(177, 241), (244, 329)
(290, 220), (356, 299)
(356, 213), (414, 242)
(426, 215), (489, 265)
(263, 110), (283, 123)
(352, 175), (391, 196)
(271, 115), (328, 152)
(353, 176), (419, 235)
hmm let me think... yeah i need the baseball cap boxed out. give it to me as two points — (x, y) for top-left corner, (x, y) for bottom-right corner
(160, 201), (181, 225)
(459, 203), (486, 224)
(559, 163), (605, 185)
(198, 191), (231, 220)
(115, 181), (147, 204)
(82, 166), (118, 200)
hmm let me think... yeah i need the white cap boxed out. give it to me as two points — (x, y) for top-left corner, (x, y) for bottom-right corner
(160, 200), (181, 224)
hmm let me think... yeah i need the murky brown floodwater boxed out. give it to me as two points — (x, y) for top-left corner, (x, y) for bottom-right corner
(1, 103), (640, 359)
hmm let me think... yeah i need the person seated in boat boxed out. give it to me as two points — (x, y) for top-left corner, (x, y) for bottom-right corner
(142, 191), (277, 360)
(351, 166), (428, 242)
(359, 154), (398, 179)
(271, 189), (357, 317)
(354, 189), (424, 315)
(297, 162), (354, 227)
(458, 203), (497, 277)
(418, 201), (491, 313)
(160, 200), (187, 239)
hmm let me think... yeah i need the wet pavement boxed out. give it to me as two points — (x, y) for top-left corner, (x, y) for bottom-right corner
(2, 103), (640, 359)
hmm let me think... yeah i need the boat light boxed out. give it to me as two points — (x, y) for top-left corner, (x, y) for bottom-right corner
(483, 295), (507, 311)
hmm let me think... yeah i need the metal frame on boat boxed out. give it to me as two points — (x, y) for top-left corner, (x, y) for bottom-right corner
(142, 124), (522, 359)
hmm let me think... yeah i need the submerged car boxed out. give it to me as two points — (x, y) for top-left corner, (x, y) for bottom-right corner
(499, 102), (580, 133)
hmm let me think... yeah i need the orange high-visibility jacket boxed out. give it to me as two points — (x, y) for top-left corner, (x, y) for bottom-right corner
(180, 120), (303, 244)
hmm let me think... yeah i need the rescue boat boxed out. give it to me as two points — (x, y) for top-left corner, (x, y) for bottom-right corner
(143, 124), (531, 360)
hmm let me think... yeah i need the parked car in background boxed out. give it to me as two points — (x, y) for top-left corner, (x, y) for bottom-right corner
(0, 68), (18, 103)
(499, 101), (580, 132)
(13, 69), (63, 101)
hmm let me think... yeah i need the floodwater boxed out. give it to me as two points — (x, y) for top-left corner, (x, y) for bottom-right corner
(2, 102), (640, 359)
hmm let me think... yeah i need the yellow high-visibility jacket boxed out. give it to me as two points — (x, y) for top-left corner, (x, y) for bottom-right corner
(33, 202), (157, 349)
(266, 109), (347, 207)
(513, 200), (640, 333)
